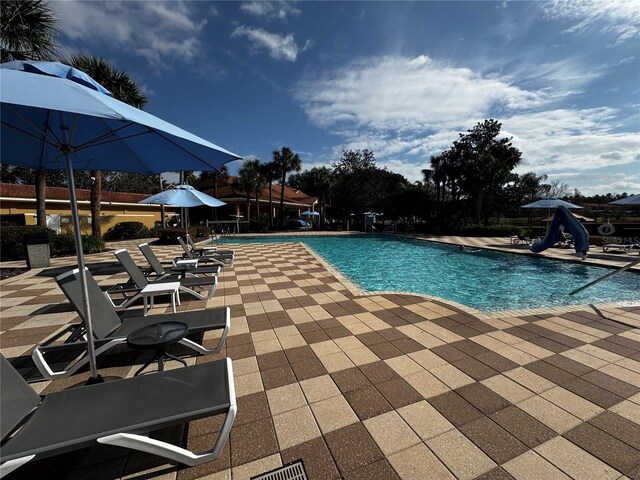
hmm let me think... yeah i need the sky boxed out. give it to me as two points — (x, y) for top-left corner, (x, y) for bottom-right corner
(51, 0), (640, 196)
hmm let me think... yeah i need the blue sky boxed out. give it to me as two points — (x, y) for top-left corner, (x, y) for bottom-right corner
(52, 1), (639, 195)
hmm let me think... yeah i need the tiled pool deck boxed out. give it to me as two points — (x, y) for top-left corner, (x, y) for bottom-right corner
(1, 235), (639, 479)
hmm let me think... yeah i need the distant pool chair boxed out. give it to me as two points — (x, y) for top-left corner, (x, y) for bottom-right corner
(177, 237), (234, 267)
(0, 354), (236, 477)
(138, 242), (220, 280)
(30, 268), (230, 380)
(109, 249), (218, 309)
(187, 233), (235, 256)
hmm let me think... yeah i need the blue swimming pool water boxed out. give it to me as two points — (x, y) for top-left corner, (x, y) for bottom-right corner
(230, 235), (640, 312)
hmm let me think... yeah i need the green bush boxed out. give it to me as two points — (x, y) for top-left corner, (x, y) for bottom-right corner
(51, 233), (106, 255)
(0, 226), (106, 261)
(104, 221), (153, 241)
(0, 225), (56, 261)
(155, 226), (210, 244)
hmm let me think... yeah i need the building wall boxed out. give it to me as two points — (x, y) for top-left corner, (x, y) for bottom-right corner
(0, 199), (178, 233)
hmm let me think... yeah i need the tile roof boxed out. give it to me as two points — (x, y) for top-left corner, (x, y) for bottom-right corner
(197, 176), (317, 206)
(0, 183), (152, 204)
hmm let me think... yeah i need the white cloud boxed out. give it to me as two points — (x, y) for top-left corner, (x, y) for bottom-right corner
(240, 1), (301, 20)
(504, 109), (640, 172)
(52, 1), (211, 68)
(232, 26), (310, 61)
(296, 55), (544, 131)
(544, 0), (640, 44)
(294, 55), (640, 190)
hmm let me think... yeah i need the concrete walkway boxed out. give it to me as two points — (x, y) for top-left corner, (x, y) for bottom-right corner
(1, 238), (639, 479)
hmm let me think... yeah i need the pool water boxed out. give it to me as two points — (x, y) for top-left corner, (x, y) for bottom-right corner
(230, 235), (640, 312)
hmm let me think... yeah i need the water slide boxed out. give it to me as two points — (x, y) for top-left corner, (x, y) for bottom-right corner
(530, 206), (589, 255)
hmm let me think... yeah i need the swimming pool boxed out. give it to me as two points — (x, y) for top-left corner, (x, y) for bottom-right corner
(230, 235), (640, 312)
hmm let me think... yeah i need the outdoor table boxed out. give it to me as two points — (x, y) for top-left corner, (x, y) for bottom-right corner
(126, 322), (189, 376)
(140, 282), (180, 316)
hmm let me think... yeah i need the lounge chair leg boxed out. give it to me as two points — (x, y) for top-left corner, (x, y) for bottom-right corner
(32, 338), (123, 380)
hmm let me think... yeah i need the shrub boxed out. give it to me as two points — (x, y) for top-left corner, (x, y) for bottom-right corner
(51, 233), (106, 255)
(82, 235), (106, 254)
(0, 225), (56, 261)
(155, 226), (210, 244)
(104, 221), (153, 241)
(0, 226), (106, 261)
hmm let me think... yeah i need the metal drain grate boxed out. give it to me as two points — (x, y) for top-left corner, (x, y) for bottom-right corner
(251, 459), (308, 480)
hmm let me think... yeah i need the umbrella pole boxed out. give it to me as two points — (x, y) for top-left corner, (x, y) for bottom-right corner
(61, 116), (101, 383)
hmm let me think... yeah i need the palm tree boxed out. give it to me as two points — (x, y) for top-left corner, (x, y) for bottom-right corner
(1, 0), (58, 62)
(272, 147), (301, 228)
(66, 53), (147, 237)
(199, 165), (229, 221)
(236, 159), (266, 222)
(2, 0), (58, 227)
(259, 161), (278, 227)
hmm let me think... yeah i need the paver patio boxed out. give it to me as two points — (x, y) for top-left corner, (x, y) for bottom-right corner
(1, 237), (639, 480)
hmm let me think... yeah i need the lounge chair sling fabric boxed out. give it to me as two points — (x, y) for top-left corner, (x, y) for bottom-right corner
(1, 357), (42, 442)
(113, 249), (217, 303)
(138, 243), (220, 278)
(31, 269), (230, 379)
(0, 355), (236, 476)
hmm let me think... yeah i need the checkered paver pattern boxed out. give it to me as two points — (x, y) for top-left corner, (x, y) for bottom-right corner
(1, 239), (640, 480)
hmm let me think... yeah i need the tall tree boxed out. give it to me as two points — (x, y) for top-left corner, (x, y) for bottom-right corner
(272, 147), (301, 228)
(331, 149), (379, 218)
(198, 165), (229, 221)
(236, 159), (265, 221)
(1, 0), (58, 226)
(66, 53), (147, 237)
(288, 167), (333, 226)
(452, 119), (521, 222)
(0, 0), (57, 62)
(259, 161), (279, 227)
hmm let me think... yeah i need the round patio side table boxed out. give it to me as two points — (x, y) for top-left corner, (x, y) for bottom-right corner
(126, 322), (189, 376)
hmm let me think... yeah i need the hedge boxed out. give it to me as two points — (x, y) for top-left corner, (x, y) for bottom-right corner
(155, 226), (210, 244)
(0, 225), (105, 261)
(104, 221), (154, 241)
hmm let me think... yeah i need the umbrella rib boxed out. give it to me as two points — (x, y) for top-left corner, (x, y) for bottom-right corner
(3, 104), (64, 146)
(1, 120), (63, 150)
(152, 129), (224, 171)
(73, 121), (138, 150)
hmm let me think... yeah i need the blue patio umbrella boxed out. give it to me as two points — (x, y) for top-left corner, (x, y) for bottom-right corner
(521, 198), (583, 232)
(609, 194), (640, 206)
(300, 210), (319, 216)
(1, 61), (241, 380)
(520, 198), (583, 210)
(139, 185), (226, 235)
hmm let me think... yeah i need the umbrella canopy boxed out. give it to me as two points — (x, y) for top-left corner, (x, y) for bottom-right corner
(139, 185), (225, 208)
(521, 198), (583, 209)
(300, 210), (320, 216)
(2, 60), (113, 96)
(140, 185), (225, 236)
(608, 194), (640, 206)
(1, 64), (240, 173)
(542, 213), (594, 222)
(1, 61), (240, 381)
